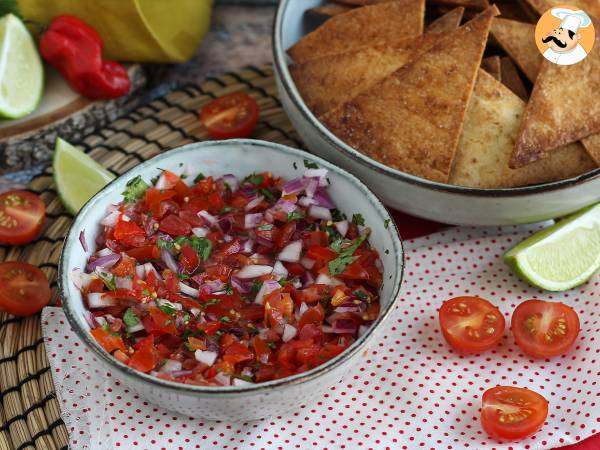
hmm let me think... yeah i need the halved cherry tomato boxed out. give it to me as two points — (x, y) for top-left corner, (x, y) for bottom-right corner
(481, 386), (548, 441)
(0, 191), (45, 245)
(439, 296), (505, 354)
(0, 262), (51, 316)
(200, 92), (259, 140)
(511, 299), (579, 359)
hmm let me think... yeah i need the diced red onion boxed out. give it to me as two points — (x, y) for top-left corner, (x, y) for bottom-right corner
(242, 366), (254, 378)
(272, 261), (288, 279)
(301, 271), (315, 288)
(121, 214), (131, 222)
(220, 174), (239, 192)
(159, 359), (183, 373)
(315, 273), (343, 286)
(304, 168), (329, 186)
(313, 189), (335, 209)
(115, 276), (133, 290)
(156, 298), (183, 310)
(144, 216), (158, 237)
(214, 372), (231, 386)
(96, 248), (114, 257)
(282, 324), (297, 342)
(335, 303), (362, 314)
(241, 239), (254, 254)
(255, 279), (281, 304)
(199, 279), (225, 295)
(298, 196), (317, 208)
(87, 292), (118, 309)
(272, 200), (297, 214)
(101, 210), (120, 227)
(230, 276), (251, 294)
(331, 319), (358, 334)
(79, 230), (88, 252)
(83, 310), (96, 329)
(192, 227), (209, 237)
(297, 302), (309, 319)
(244, 195), (264, 211)
(300, 257), (315, 269)
(160, 247), (179, 273)
(171, 369), (193, 378)
(71, 268), (95, 290)
(282, 177), (305, 195)
(308, 205), (332, 221)
(233, 378), (253, 387)
(95, 316), (107, 327)
(245, 213), (263, 229)
(304, 177), (319, 198)
(335, 220), (349, 237)
(86, 252), (121, 272)
(236, 264), (273, 279)
(144, 262), (162, 280)
(135, 265), (145, 279)
(321, 325), (334, 333)
(154, 172), (170, 190)
(358, 324), (369, 337)
(179, 282), (199, 297)
(198, 210), (218, 227)
(255, 236), (274, 248)
(195, 350), (217, 366)
(218, 215), (233, 234)
(375, 258), (384, 272)
(277, 240), (302, 263)
(264, 210), (274, 223)
(223, 234), (233, 242)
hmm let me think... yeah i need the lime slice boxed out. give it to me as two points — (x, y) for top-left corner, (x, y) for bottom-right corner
(0, 14), (43, 119)
(53, 138), (115, 214)
(504, 204), (600, 291)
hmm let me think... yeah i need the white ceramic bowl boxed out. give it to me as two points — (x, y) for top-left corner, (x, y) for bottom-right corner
(59, 139), (404, 421)
(272, 0), (600, 226)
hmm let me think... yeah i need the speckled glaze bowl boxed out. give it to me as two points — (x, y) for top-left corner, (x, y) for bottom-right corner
(272, 0), (600, 226)
(59, 139), (404, 421)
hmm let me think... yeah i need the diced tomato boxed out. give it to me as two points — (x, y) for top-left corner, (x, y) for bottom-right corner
(298, 323), (324, 342)
(338, 260), (369, 280)
(197, 321), (222, 336)
(174, 180), (191, 201)
(307, 231), (329, 247)
(264, 292), (294, 328)
(143, 306), (177, 336)
(207, 191), (224, 213)
(91, 327), (126, 353)
(85, 278), (105, 294)
(307, 245), (337, 263)
(292, 284), (329, 304)
(144, 188), (176, 207)
(298, 304), (325, 329)
(192, 176), (214, 195)
(179, 209), (204, 227)
(163, 270), (181, 293)
(252, 336), (272, 363)
(285, 262), (305, 276)
(179, 244), (199, 273)
(126, 245), (160, 262)
(205, 361), (234, 379)
(239, 304), (264, 321)
(128, 335), (159, 373)
(159, 214), (191, 236)
(114, 218), (145, 240)
(223, 342), (253, 364)
(276, 222), (296, 248)
(111, 256), (136, 277)
(158, 170), (181, 190)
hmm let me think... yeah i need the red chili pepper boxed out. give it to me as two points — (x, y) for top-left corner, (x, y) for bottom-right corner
(39, 15), (130, 99)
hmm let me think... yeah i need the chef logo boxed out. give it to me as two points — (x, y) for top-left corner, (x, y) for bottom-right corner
(535, 5), (595, 66)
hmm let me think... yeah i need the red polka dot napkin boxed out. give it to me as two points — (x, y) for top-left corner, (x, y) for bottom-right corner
(42, 225), (600, 450)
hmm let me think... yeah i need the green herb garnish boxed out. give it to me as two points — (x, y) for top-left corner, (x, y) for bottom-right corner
(194, 173), (205, 183)
(384, 219), (391, 229)
(352, 213), (365, 226)
(219, 316), (232, 323)
(260, 188), (277, 203)
(177, 273), (190, 280)
(123, 308), (140, 327)
(331, 209), (345, 222)
(158, 303), (177, 316)
(257, 224), (273, 231)
(287, 211), (305, 222)
(122, 175), (149, 202)
(303, 159), (319, 169)
(250, 280), (263, 295)
(328, 235), (367, 276)
(244, 173), (264, 186)
(353, 290), (368, 301)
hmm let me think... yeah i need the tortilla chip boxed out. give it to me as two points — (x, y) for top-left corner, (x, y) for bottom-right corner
(499, 57), (528, 100)
(495, 0), (540, 22)
(511, 17), (600, 167)
(481, 56), (501, 80)
(308, 3), (355, 19)
(450, 70), (596, 188)
(491, 18), (542, 82)
(523, 0), (600, 18)
(331, 0), (392, 4)
(320, 7), (498, 182)
(288, 0), (425, 63)
(428, 0), (489, 9)
(426, 7), (465, 32)
(582, 134), (600, 165)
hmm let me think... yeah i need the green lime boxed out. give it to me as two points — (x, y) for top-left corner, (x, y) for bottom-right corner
(504, 204), (600, 291)
(0, 13), (43, 119)
(53, 138), (115, 214)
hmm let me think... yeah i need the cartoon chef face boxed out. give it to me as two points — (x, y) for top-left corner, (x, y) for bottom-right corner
(542, 27), (581, 53)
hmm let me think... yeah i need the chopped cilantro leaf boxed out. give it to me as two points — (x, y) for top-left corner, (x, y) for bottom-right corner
(190, 236), (213, 261)
(260, 188), (277, 203)
(122, 175), (149, 202)
(266, 341), (277, 350)
(194, 173), (205, 183)
(384, 218), (391, 229)
(353, 290), (368, 301)
(142, 288), (151, 296)
(96, 270), (116, 291)
(177, 273), (190, 280)
(331, 209), (345, 222)
(123, 308), (140, 327)
(278, 278), (287, 287)
(257, 224), (273, 231)
(352, 213), (365, 226)
(287, 211), (305, 222)
(236, 374), (253, 382)
(182, 313), (191, 323)
(327, 235), (367, 276)
(225, 284), (233, 295)
(157, 238), (174, 251)
(250, 280), (263, 295)
(158, 303), (177, 316)
(303, 159), (319, 169)
(203, 299), (220, 307)
(244, 174), (264, 186)
(328, 254), (355, 277)
(219, 316), (232, 323)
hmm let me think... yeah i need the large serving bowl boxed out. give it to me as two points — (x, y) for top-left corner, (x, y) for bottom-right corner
(272, 0), (600, 226)
(59, 139), (404, 421)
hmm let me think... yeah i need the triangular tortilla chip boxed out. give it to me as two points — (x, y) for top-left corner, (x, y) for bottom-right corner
(308, 3), (355, 19)
(288, 0), (425, 63)
(331, 0), (391, 4)
(511, 18), (600, 167)
(582, 134), (600, 165)
(496, 0), (540, 22)
(523, 0), (600, 18)
(450, 69), (596, 188)
(426, 7), (465, 32)
(320, 7), (498, 182)
(491, 18), (542, 82)
(429, 0), (489, 9)
(481, 56), (501, 80)
(500, 57), (528, 100)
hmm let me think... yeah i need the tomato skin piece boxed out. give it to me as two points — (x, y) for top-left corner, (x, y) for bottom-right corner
(0, 262), (51, 316)
(511, 300), (580, 359)
(199, 92), (259, 140)
(439, 296), (505, 354)
(481, 386), (548, 441)
(0, 191), (46, 245)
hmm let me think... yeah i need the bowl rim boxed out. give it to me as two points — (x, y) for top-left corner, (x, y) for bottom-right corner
(59, 138), (405, 395)
(271, 0), (600, 198)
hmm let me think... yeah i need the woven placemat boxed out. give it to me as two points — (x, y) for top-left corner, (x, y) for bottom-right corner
(0, 64), (302, 450)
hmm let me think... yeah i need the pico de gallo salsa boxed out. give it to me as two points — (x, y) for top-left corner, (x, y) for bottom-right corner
(73, 164), (383, 386)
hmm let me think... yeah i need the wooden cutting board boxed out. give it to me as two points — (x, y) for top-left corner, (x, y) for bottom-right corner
(0, 64), (146, 174)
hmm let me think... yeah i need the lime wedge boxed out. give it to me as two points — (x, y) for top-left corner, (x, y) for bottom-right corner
(53, 138), (115, 214)
(504, 204), (600, 291)
(0, 14), (43, 119)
